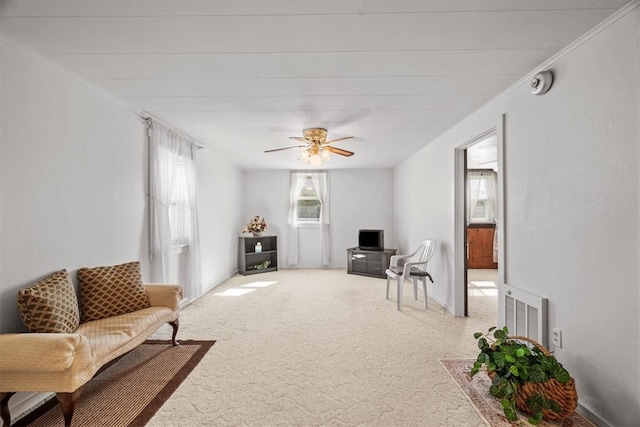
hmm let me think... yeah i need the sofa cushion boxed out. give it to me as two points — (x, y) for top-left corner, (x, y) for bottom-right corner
(78, 261), (150, 322)
(75, 306), (174, 367)
(17, 270), (80, 333)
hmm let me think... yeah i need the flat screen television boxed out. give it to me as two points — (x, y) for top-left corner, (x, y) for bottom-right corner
(358, 229), (384, 251)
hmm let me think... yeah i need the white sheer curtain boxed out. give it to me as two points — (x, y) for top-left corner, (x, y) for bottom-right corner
(484, 171), (499, 263)
(311, 172), (330, 266)
(149, 121), (202, 299)
(466, 170), (483, 225)
(287, 172), (307, 265)
(181, 143), (202, 297)
(150, 124), (180, 277)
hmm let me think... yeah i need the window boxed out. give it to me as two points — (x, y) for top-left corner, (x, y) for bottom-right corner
(472, 199), (490, 221)
(288, 171), (330, 265)
(149, 120), (201, 297)
(468, 172), (496, 224)
(471, 179), (491, 222)
(169, 159), (190, 247)
(296, 175), (321, 223)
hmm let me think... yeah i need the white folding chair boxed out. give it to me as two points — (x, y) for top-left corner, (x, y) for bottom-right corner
(385, 239), (435, 311)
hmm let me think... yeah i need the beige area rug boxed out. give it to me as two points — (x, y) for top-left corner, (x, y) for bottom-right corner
(440, 358), (595, 427)
(144, 269), (502, 426)
(14, 340), (215, 427)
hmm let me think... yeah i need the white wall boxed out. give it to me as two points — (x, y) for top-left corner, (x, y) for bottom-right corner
(242, 169), (393, 269)
(393, 6), (640, 425)
(241, 170), (289, 266)
(198, 148), (243, 293)
(0, 38), (149, 332)
(330, 169), (394, 265)
(0, 36), (243, 333)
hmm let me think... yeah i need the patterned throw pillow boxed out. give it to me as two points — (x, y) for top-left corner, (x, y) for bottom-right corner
(17, 269), (80, 333)
(77, 261), (150, 322)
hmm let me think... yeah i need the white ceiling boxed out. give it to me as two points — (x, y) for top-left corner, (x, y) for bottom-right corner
(467, 134), (498, 171)
(0, 0), (629, 170)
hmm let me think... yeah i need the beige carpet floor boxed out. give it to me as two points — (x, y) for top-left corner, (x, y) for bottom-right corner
(147, 268), (499, 426)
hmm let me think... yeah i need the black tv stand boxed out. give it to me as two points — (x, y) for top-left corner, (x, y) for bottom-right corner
(347, 247), (397, 279)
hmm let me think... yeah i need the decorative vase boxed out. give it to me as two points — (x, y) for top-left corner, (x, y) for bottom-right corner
(251, 231), (263, 237)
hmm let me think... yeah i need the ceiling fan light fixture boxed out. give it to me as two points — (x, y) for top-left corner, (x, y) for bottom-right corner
(299, 149), (310, 162)
(309, 153), (322, 167)
(266, 128), (354, 165)
(303, 128), (328, 143)
(320, 149), (331, 161)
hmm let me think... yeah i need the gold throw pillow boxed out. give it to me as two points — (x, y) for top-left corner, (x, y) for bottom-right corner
(77, 261), (150, 322)
(17, 269), (80, 333)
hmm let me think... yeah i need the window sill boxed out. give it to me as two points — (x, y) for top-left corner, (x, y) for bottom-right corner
(296, 222), (320, 228)
(468, 222), (496, 228)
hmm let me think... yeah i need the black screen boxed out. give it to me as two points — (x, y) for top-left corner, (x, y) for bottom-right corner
(358, 230), (383, 250)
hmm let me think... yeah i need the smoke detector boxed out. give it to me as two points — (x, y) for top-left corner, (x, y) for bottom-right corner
(530, 70), (553, 95)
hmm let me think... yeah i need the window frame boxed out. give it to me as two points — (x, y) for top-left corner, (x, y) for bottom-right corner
(468, 177), (495, 224)
(168, 158), (191, 249)
(295, 176), (321, 224)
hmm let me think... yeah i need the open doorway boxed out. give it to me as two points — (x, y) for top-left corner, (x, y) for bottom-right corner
(454, 120), (505, 320)
(466, 136), (498, 318)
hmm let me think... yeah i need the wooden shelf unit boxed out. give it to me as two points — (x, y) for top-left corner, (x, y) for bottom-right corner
(239, 235), (278, 275)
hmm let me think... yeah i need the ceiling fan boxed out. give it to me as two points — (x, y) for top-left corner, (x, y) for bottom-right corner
(264, 128), (354, 166)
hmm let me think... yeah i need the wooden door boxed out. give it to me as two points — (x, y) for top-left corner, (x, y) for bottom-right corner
(467, 226), (497, 269)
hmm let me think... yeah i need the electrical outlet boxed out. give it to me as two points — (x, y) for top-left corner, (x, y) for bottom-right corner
(552, 328), (562, 348)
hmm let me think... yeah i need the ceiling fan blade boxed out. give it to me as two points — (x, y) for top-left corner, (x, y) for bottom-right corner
(264, 145), (305, 153)
(289, 137), (310, 144)
(325, 146), (354, 157)
(323, 136), (354, 145)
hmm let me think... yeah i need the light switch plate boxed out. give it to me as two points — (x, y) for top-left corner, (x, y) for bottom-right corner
(552, 328), (562, 348)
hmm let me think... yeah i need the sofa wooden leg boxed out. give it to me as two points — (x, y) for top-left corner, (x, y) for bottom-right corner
(1, 392), (15, 427)
(56, 386), (84, 427)
(169, 319), (180, 346)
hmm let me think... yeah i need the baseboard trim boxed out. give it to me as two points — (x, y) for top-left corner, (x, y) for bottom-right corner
(577, 403), (610, 427)
(8, 392), (53, 423)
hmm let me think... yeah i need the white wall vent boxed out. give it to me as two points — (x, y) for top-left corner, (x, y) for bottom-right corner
(503, 284), (548, 348)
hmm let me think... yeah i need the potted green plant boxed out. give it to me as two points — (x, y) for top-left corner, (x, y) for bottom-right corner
(471, 327), (577, 425)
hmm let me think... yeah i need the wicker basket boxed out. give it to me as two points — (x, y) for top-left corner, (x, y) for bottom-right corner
(505, 335), (578, 420)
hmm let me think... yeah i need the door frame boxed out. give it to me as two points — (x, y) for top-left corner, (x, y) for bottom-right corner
(453, 115), (506, 318)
